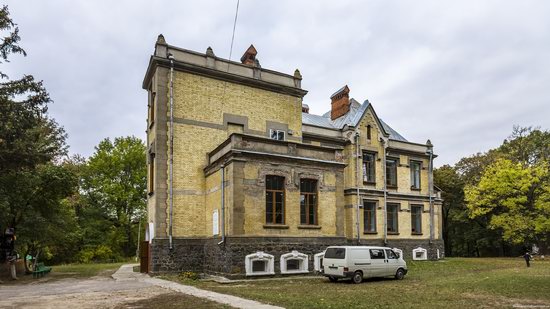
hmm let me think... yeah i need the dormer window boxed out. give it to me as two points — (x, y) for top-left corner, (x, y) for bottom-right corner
(270, 129), (285, 141)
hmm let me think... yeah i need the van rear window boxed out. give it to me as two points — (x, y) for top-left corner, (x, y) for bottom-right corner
(325, 248), (346, 259)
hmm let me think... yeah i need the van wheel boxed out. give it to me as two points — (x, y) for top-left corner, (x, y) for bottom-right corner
(352, 271), (363, 284)
(395, 268), (405, 280)
(328, 276), (338, 282)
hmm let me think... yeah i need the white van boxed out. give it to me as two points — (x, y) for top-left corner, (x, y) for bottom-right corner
(322, 246), (407, 284)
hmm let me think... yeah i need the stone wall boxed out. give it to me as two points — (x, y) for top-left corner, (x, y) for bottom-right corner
(150, 237), (445, 277)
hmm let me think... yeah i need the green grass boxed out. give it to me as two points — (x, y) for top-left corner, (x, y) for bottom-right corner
(52, 262), (127, 278)
(166, 258), (550, 309)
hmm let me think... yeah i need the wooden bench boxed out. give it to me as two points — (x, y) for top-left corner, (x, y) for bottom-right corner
(32, 262), (52, 278)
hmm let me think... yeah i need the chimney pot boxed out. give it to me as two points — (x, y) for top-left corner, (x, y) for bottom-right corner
(240, 44), (258, 65)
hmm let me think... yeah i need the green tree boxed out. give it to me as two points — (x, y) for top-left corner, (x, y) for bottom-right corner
(0, 5), (72, 256)
(465, 159), (550, 245)
(81, 137), (146, 258)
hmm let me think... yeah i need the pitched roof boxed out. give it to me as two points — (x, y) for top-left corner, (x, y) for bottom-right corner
(302, 99), (408, 142)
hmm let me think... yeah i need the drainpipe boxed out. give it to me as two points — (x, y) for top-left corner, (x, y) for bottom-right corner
(355, 132), (361, 244)
(218, 164), (226, 245)
(381, 138), (388, 245)
(168, 53), (175, 250)
(427, 140), (434, 244)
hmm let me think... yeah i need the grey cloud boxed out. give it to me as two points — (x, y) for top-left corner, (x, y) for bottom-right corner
(4, 0), (549, 166)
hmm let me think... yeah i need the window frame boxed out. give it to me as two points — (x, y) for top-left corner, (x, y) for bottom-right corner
(410, 160), (422, 190)
(387, 203), (400, 234)
(363, 200), (377, 234)
(148, 152), (155, 195)
(149, 91), (156, 129)
(386, 157), (399, 188)
(265, 175), (285, 225)
(410, 204), (423, 235)
(300, 178), (318, 225)
(269, 129), (286, 141)
(362, 152), (376, 184)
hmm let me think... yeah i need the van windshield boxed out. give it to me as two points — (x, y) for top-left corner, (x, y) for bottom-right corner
(325, 248), (346, 259)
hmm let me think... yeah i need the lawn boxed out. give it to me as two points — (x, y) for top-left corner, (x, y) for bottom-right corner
(1, 262), (126, 285)
(52, 262), (127, 278)
(167, 258), (550, 309)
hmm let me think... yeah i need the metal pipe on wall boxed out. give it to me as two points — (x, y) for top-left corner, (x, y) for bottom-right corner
(355, 132), (361, 244)
(427, 140), (434, 244)
(382, 138), (388, 245)
(218, 164), (226, 245)
(168, 53), (174, 250)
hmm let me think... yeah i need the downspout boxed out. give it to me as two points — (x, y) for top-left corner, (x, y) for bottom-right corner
(381, 138), (388, 245)
(427, 140), (434, 244)
(218, 164), (226, 245)
(355, 132), (361, 244)
(168, 53), (175, 250)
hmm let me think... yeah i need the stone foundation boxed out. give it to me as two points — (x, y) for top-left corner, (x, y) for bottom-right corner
(150, 237), (444, 277)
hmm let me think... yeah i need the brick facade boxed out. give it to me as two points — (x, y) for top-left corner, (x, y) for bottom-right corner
(143, 35), (444, 276)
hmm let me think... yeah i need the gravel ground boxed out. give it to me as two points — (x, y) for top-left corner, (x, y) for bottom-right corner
(0, 275), (170, 308)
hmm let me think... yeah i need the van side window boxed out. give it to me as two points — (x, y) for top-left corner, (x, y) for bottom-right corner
(369, 249), (385, 259)
(325, 248), (346, 259)
(385, 249), (397, 259)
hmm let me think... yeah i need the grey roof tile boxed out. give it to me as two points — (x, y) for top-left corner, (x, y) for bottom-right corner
(302, 99), (408, 142)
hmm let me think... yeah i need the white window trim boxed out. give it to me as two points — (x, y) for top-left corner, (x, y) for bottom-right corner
(269, 129), (286, 141)
(280, 250), (309, 274)
(412, 247), (428, 261)
(245, 251), (275, 276)
(314, 251), (325, 273)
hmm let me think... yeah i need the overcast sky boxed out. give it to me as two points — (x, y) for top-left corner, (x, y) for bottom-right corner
(4, 0), (550, 166)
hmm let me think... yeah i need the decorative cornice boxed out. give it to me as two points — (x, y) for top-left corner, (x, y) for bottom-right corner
(143, 56), (308, 98)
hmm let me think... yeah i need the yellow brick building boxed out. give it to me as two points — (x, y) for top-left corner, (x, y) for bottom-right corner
(142, 35), (443, 276)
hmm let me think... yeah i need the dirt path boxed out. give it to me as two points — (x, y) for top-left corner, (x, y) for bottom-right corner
(0, 265), (280, 309)
(0, 275), (169, 309)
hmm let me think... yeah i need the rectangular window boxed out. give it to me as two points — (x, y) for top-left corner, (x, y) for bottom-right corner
(387, 203), (399, 233)
(362, 152), (376, 183)
(300, 179), (318, 225)
(411, 205), (423, 234)
(270, 129), (285, 141)
(148, 152), (155, 194)
(149, 91), (156, 127)
(363, 201), (377, 233)
(411, 161), (421, 190)
(386, 158), (398, 187)
(266, 175), (285, 224)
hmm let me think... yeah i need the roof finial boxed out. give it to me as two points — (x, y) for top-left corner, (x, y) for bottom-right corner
(156, 34), (167, 45)
(206, 46), (215, 57)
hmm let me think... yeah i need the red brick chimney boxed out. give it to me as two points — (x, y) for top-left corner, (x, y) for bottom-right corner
(240, 44), (257, 65)
(330, 85), (350, 120)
